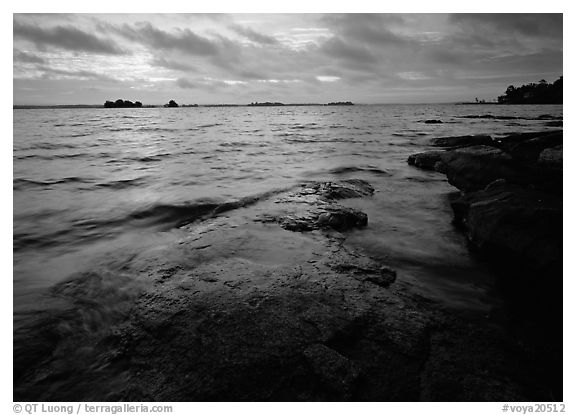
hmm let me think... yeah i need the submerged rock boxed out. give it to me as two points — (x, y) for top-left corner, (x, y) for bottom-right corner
(259, 180), (373, 232)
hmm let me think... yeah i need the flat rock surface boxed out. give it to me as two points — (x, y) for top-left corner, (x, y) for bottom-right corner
(13, 180), (545, 401)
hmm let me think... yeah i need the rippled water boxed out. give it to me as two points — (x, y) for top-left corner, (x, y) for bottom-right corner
(13, 104), (562, 321)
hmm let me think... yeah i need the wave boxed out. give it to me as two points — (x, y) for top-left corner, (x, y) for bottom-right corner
(107, 127), (134, 132)
(65, 133), (92, 138)
(14, 177), (94, 190)
(15, 152), (91, 161)
(22, 142), (78, 151)
(331, 166), (391, 176)
(105, 153), (173, 163)
(95, 177), (149, 190)
(196, 123), (223, 128)
(309, 165), (391, 177)
(219, 141), (254, 148)
(137, 127), (180, 133)
(13, 187), (292, 253)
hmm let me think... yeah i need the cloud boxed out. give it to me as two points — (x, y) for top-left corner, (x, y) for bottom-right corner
(110, 22), (224, 56)
(176, 78), (196, 89)
(229, 24), (278, 45)
(320, 37), (378, 64)
(450, 14), (563, 39)
(150, 56), (196, 72)
(36, 65), (120, 82)
(322, 14), (409, 46)
(13, 50), (46, 64)
(479, 50), (563, 74)
(13, 14), (564, 105)
(316, 76), (340, 82)
(13, 21), (125, 55)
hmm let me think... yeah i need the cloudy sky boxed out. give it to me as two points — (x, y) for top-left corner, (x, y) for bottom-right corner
(13, 13), (563, 105)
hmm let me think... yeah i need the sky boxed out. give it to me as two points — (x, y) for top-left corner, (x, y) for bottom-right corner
(12, 13), (563, 105)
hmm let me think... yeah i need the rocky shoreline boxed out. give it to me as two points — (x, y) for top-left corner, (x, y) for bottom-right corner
(408, 129), (563, 400)
(14, 131), (562, 401)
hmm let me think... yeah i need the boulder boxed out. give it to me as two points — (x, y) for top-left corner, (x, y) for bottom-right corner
(500, 131), (563, 164)
(407, 151), (447, 172)
(450, 180), (562, 272)
(440, 145), (520, 192)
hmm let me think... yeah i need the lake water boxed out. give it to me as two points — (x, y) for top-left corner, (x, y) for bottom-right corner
(13, 104), (562, 327)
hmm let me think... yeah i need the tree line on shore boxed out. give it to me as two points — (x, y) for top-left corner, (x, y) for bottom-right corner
(104, 99), (142, 108)
(498, 76), (562, 104)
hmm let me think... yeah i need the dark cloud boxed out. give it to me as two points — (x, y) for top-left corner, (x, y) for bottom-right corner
(176, 78), (196, 89)
(320, 37), (378, 64)
(322, 14), (409, 46)
(150, 57), (196, 72)
(13, 50), (46, 64)
(36, 65), (119, 82)
(175, 77), (243, 91)
(229, 24), (278, 45)
(450, 14), (563, 39)
(427, 48), (468, 66)
(12, 14), (564, 105)
(14, 21), (125, 55)
(480, 49), (563, 74)
(110, 22), (222, 56)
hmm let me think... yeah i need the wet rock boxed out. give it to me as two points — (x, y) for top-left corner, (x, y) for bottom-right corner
(407, 151), (447, 172)
(316, 207), (368, 230)
(276, 207), (368, 232)
(303, 344), (360, 396)
(410, 131), (563, 194)
(430, 134), (493, 148)
(326, 249), (397, 287)
(304, 179), (375, 200)
(262, 180), (373, 232)
(406, 131), (563, 402)
(450, 181), (562, 272)
(538, 145), (562, 170)
(13, 177), (545, 402)
(441, 145), (518, 192)
(500, 131), (563, 164)
(494, 130), (559, 146)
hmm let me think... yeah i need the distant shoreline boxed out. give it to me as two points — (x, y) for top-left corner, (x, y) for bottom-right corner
(13, 103), (339, 109)
(13, 102), (564, 110)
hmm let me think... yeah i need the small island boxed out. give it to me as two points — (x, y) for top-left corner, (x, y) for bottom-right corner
(248, 102), (285, 107)
(164, 100), (179, 108)
(326, 101), (354, 106)
(103, 99), (143, 108)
